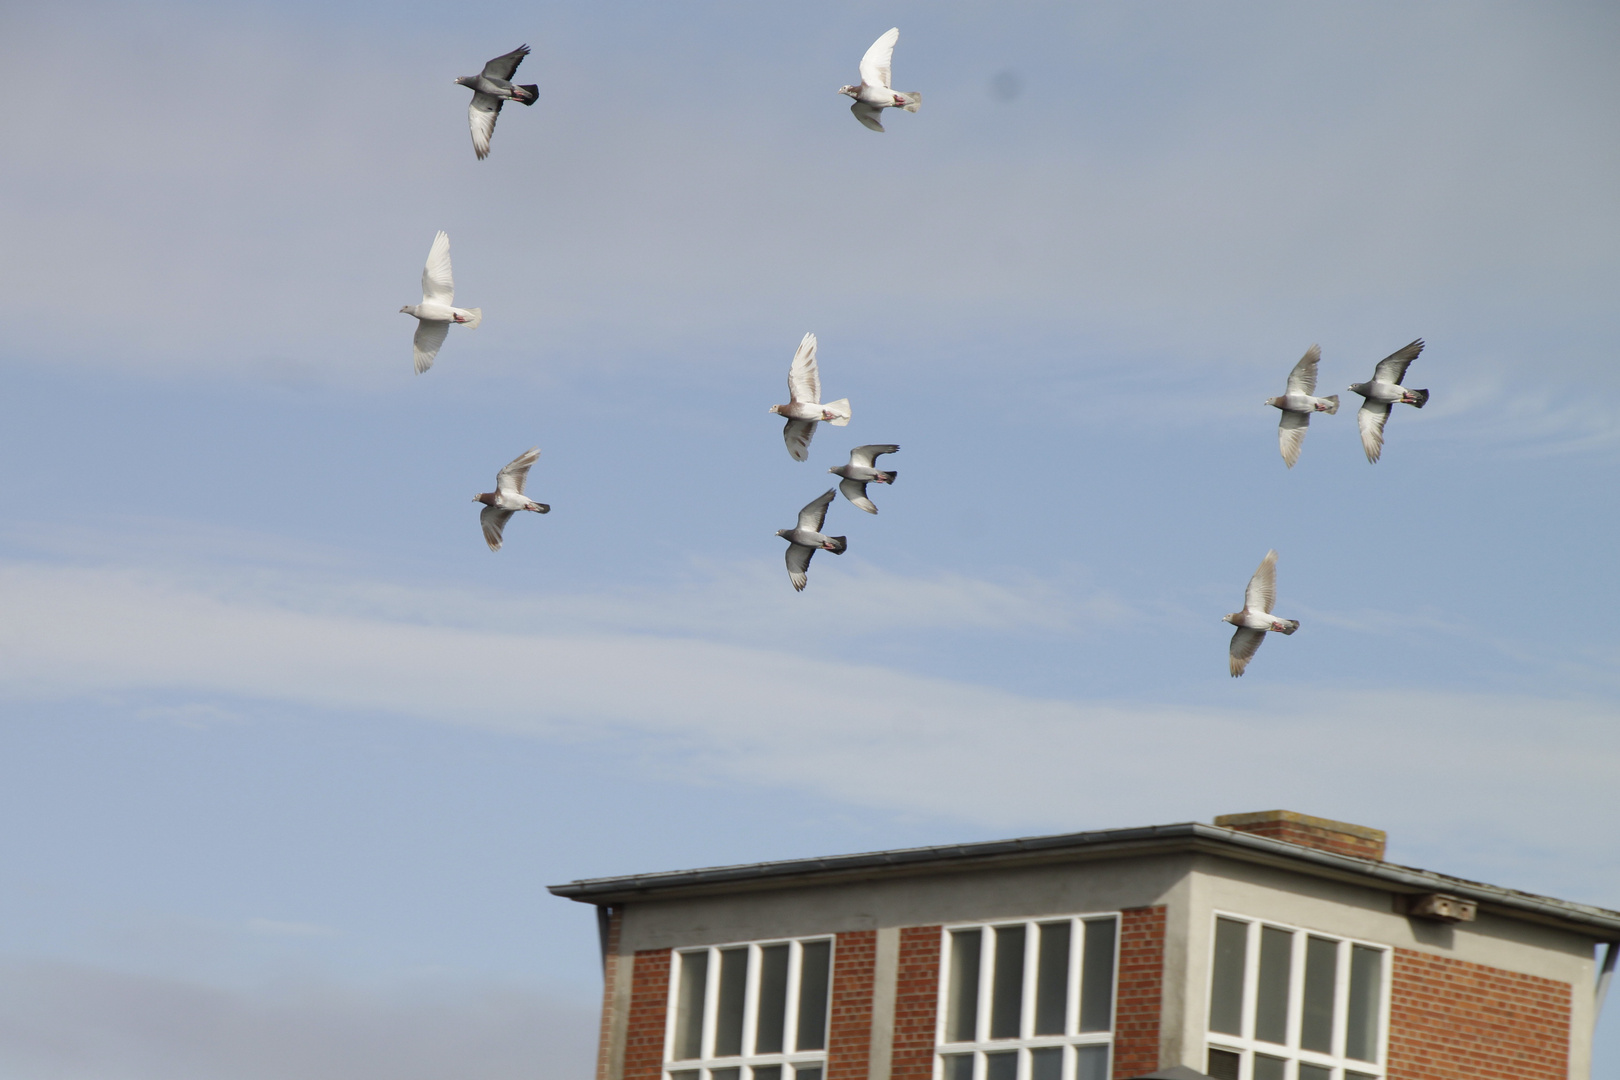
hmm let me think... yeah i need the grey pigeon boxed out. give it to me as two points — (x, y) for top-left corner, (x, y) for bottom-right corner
(776, 489), (846, 592)
(1348, 339), (1429, 463)
(839, 28), (921, 132)
(1265, 345), (1339, 468)
(454, 45), (539, 160)
(474, 447), (549, 551)
(829, 445), (899, 513)
(768, 333), (851, 461)
(1221, 550), (1299, 677)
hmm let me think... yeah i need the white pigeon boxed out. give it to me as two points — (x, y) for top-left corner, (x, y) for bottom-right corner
(776, 489), (847, 592)
(1265, 345), (1339, 468)
(474, 447), (549, 551)
(838, 28), (922, 132)
(829, 444), (899, 514)
(1221, 550), (1299, 678)
(400, 231), (483, 375)
(1348, 339), (1429, 463)
(768, 333), (851, 461)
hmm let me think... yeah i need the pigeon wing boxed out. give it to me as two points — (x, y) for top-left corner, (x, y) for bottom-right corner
(787, 332), (820, 403)
(481, 44), (530, 81)
(496, 447), (540, 496)
(783, 418), (817, 462)
(480, 505), (516, 551)
(412, 319), (450, 374)
(1285, 344), (1321, 396)
(1373, 339), (1424, 385)
(785, 543), (815, 591)
(421, 231), (455, 305)
(859, 27), (899, 89)
(1229, 627), (1266, 677)
(468, 93), (503, 160)
(839, 476), (877, 514)
(1278, 410), (1310, 468)
(848, 444), (900, 469)
(850, 101), (886, 132)
(1357, 400), (1391, 463)
(1245, 550), (1278, 615)
(798, 488), (836, 533)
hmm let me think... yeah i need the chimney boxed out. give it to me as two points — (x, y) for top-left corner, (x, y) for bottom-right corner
(1214, 810), (1386, 862)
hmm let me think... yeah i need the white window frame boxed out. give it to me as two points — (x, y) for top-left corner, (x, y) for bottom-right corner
(664, 936), (835, 1080)
(1204, 911), (1393, 1080)
(933, 913), (1121, 1080)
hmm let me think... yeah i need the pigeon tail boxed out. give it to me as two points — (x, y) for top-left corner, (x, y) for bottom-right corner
(898, 91), (922, 112)
(1275, 619), (1300, 635)
(880, 470), (897, 484)
(459, 307), (484, 330)
(515, 84), (539, 104)
(1406, 388), (1430, 408)
(1322, 394), (1340, 414)
(826, 536), (848, 554)
(823, 397), (851, 426)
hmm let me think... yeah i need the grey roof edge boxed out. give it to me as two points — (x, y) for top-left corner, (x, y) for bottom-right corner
(547, 821), (1620, 939)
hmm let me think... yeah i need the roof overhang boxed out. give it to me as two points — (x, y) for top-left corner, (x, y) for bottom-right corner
(548, 821), (1620, 941)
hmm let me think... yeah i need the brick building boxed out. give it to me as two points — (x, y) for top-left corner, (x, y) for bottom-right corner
(549, 811), (1620, 1080)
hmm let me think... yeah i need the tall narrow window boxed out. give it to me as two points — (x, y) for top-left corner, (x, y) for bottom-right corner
(666, 937), (834, 1080)
(938, 915), (1118, 1078)
(1205, 914), (1389, 1080)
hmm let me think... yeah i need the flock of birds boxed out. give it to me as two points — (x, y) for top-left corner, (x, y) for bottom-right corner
(401, 31), (1434, 677)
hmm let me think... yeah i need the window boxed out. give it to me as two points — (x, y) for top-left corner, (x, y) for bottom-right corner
(938, 915), (1118, 1080)
(667, 937), (833, 1080)
(1205, 914), (1389, 1080)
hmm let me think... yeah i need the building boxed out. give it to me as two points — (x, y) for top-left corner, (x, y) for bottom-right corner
(549, 810), (1620, 1080)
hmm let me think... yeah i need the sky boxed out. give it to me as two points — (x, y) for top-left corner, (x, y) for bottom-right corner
(2, 0), (1619, 1076)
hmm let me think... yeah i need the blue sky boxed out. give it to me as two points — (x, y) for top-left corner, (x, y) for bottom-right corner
(1, 1), (1619, 1076)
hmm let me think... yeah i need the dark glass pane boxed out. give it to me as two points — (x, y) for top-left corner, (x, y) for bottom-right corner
(1346, 945), (1383, 1061)
(1079, 918), (1116, 1033)
(1347, 1073), (1378, 1080)
(942, 1054), (975, 1080)
(1255, 926), (1292, 1044)
(755, 944), (789, 1054)
(752, 1069), (782, 1080)
(795, 940), (831, 1051)
(990, 925), (1026, 1039)
(1301, 937), (1338, 1053)
(985, 1051), (1017, 1080)
(1206, 1047), (1241, 1080)
(1299, 1066), (1333, 1080)
(1034, 922), (1070, 1035)
(712, 1070), (741, 1080)
(1253, 1054), (1286, 1080)
(947, 930), (983, 1043)
(669, 1073), (699, 1080)
(1030, 1047), (1062, 1080)
(1075, 1044), (1109, 1080)
(792, 1068), (822, 1080)
(715, 948), (748, 1057)
(1209, 918), (1247, 1036)
(674, 950), (708, 1060)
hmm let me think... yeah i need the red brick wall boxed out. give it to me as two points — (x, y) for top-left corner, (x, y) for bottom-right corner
(889, 925), (944, 1080)
(1387, 948), (1572, 1080)
(1215, 811), (1386, 861)
(827, 930), (877, 1080)
(596, 908), (624, 1080)
(623, 948), (671, 1080)
(1113, 906), (1166, 1079)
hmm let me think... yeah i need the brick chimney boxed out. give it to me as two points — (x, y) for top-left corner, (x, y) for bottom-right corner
(1214, 810), (1386, 861)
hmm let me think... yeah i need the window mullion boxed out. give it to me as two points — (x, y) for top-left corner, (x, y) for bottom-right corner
(742, 943), (761, 1059)
(1332, 939), (1352, 1061)
(1065, 919), (1083, 1037)
(1020, 922), (1038, 1041)
(1242, 919), (1261, 1043)
(976, 928), (994, 1043)
(784, 940), (803, 1054)
(702, 947), (721, 1062)
(1286, 930), (1306, 1052)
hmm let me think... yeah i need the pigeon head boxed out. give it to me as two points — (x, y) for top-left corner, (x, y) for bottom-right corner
(399, 305), (415, 315)
(838, 85), (859, 98)
(1348, 381), (1368, 394)
(775, 528), (789, 538)
(1221, 613), (1238, 625)
(1264, 395), (1283, 408)
(453, 76), (474, 87)
(768, 404), (783, 415)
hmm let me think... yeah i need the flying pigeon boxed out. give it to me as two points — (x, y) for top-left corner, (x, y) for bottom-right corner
(455, 45), (539, 160)
(474, 447), (549, 551)
(777, 489), (847, 592)
(1221, 550), (1299, 678)
(1348, 339), (1429, 463)
(829, 445), (899, 513)
(839, 28), (922, 132)
(400, 231), (482, 374)
(1265, 345), (1339, 468)
(768, 333), (851, 461)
